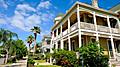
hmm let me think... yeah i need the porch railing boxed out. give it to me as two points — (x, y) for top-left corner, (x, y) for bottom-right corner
(111, 28), (120, 34)
(63, 29), (68, 36)
(80, 22), (95, 31)
(97, 25), (110, 33)
(70, 22), (78, 32)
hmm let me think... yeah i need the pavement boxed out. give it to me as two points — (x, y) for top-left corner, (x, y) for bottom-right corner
(0, 59), (27, 67)
(34, 62), (52, 66)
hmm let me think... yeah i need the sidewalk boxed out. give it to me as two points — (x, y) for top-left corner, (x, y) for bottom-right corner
(0, 59), (27, 67)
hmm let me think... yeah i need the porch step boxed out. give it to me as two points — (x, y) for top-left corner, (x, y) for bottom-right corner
(110, 58), (120, 67)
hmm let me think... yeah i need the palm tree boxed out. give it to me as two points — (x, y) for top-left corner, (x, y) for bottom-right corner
(26, 35), (34, 52)
(0, 28), (18, 64)
(31, 26), (41, 54)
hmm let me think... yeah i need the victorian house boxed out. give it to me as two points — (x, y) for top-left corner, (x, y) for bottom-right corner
(51, 0), (120, 63)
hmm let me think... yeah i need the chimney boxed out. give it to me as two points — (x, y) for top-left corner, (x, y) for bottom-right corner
(92, 0), (98, 8)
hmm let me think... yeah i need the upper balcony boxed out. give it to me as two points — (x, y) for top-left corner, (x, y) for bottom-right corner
(80, 22), (95, 31)
(53, 11), (120, 38)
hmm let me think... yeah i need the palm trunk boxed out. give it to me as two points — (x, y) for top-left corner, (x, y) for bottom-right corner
(5, 49), (8, 64)
(28, 43), (31, 56)
(33, 33), (37, 55)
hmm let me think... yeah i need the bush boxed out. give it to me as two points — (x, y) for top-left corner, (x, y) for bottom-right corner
(27, 58), (35, 64)
(52, 49), (78, 67)
(7, 57), (16, 63)
(77, 42), (109, 67)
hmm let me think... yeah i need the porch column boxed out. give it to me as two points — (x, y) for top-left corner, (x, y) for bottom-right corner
(110, 36), (116, 59)
(55, 42), (58, 50)
(61, 25), (63, 37)
(56, 29), (58, 37)
(93, 12), (99, 46)
(68, 18), (71, 51)
(68, 18), (70, 33)
(77, 4), (82, 48)
(68, 37), (71, 51)
(107, 16), (116, 59)
(61, 25), (64, 49)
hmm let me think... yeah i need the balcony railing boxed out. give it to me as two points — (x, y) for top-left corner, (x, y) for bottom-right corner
(70, 22), (78, 32)
(58, 34), (61, 38)
(97, 25), (110, 33)
(111, 28), (120, 34)
(63, 29), (68, 36)
(80, 22), (95, 31)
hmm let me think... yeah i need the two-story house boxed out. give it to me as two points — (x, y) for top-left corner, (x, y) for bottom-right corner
(51, 0), (120, 61)
(41, 35), (51, 53)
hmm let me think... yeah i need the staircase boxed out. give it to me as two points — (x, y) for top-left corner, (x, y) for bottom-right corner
(110, 53), (120, 67)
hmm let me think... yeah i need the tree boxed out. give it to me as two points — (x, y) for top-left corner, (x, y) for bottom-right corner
(31, 26), (41, 54)
(0, 28), (18, 64)
(26, 35), (34, 52)
(77, 42), (109, 67)
(15, 39), (27, 60)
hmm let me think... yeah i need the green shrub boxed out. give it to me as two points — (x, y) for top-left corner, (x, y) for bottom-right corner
(27, 58), (35, 64)
(7, 57), (16, 63)
(77, 42), (109, 67)
(52, 49), (78, 67)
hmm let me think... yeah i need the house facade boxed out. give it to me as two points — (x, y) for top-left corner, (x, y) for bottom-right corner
(51, 1), (120, 60)
(41, 35), (51, 53)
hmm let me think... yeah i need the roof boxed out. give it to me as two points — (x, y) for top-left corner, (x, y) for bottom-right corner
(51, 1), (118, 31)
(109, 4), (120, 12)
(42, 35), (51, 41)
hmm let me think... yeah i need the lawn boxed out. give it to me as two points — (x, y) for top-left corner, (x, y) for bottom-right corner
(35, 65), (61, 67)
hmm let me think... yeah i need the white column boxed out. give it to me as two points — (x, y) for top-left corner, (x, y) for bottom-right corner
(61, 25), (63, 37)
(68, 37), (71, 51)
(93, 12), (99, 46)
(56, 29), (58, 36)
(61, 39), (64, 49)
(68, 18), (70, 33)
(107, 16), (112, 33)
(77, 4), (81, 48)
(68, 18), (71, 51)
(55, 42), (58, 50)
(60, 25), (64, 49)
(107, 16), (116, 59)
(110, 36), (116, 59)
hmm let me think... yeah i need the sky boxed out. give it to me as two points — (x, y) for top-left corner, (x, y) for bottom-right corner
(0, 0), (120, 44)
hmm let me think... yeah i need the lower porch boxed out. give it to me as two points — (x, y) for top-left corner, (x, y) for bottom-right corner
(56, 35), (120, 58)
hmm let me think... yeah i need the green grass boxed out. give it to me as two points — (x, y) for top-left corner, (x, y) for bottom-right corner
(34, 60), (46, 63)
(35, 65), (61, 67)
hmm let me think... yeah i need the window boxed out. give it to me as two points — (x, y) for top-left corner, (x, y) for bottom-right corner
(91, 37), (96, 43)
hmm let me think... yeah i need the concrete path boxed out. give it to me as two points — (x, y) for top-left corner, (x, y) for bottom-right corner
(34, 62), (52, 66)
(0, 59), (27, 67)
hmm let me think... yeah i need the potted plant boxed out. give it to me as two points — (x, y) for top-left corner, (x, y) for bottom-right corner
(27, 58), (35, 67)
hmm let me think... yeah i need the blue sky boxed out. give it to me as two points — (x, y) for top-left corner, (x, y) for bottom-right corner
(0, 0), (120, 44)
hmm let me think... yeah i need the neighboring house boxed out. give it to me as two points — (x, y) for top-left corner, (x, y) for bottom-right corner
(109, 4), (120, 19)
(51, 0), (120, 63)
(109, 4), (120, 13)
(41, 35), (51, 53)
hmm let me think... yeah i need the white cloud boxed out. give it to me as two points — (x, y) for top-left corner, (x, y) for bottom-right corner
(0, 0), (55, 33)
(0, 0), (8, 9)
(40, 30), (50, 37)
(0, 18), (6, 24)
(16, 4), (36, 12)
(37, 1), (52, 9)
